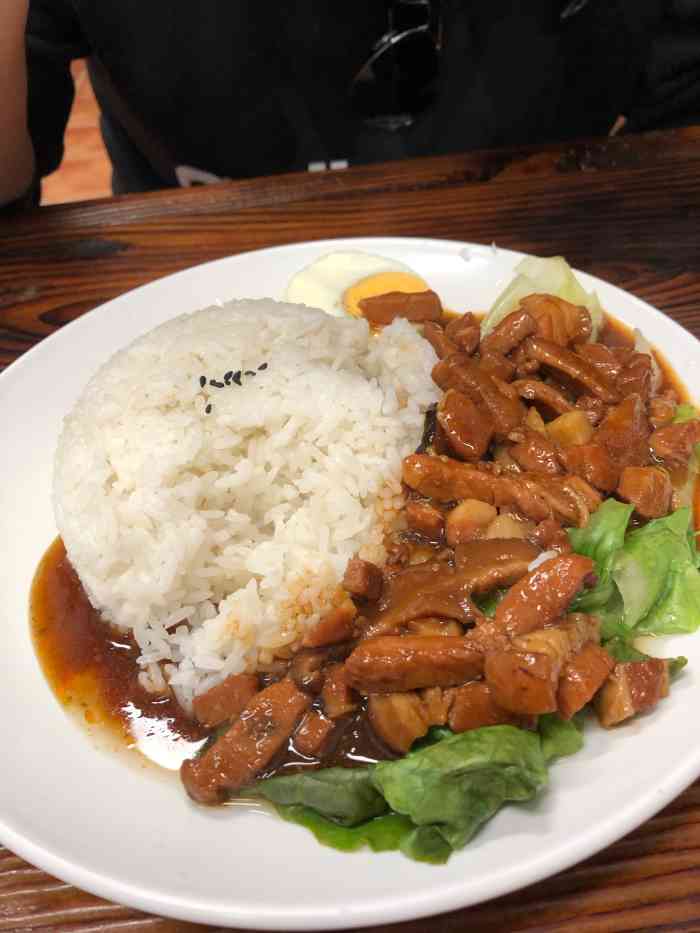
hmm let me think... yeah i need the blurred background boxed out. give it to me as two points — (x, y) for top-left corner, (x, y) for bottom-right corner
(42, 60), (110, 205)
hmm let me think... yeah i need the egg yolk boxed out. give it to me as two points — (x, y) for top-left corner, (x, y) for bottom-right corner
(342, 271), (430, 318)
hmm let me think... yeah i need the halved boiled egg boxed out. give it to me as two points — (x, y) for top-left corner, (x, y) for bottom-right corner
(283, 250), (430, 318)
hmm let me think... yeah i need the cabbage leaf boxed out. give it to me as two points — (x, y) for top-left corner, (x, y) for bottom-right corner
(481, 255), (604, 340)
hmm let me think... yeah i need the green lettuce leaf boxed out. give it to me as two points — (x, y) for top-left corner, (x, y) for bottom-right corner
(241, 767), (387, 825)
(673, 403), (700, 423)
(276, 806), (422, 856)
(568, 499), (633, 614)
(604, 635), (688, 678)
(538, 714), (584, 763)
(566, 503), (700, 639)
(371, 726), (547, 852)
(612, 507), (700, 635)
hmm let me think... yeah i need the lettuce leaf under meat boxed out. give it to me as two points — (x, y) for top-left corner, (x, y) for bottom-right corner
(239, 766), (387, 825)
(568, 498), (633, 620)
(246, 719), (582, 863)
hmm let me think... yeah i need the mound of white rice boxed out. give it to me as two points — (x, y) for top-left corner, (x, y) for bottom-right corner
(53, 299), (438, 706)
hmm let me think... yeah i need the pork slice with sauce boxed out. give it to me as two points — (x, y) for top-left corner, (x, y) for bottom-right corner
(361, 539), (538, 638)
(181, 679), (311, 804)
(494, 553), (597, 638)
(345, 636), (485, 694)
(448, 681), (532, 732)
(192, 672), (260, 729)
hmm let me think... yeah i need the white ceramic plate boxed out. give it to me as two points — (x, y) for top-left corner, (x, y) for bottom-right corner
(1, 237), (699, 930)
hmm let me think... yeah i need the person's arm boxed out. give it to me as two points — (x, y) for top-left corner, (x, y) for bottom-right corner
(0, 0), (35, 205)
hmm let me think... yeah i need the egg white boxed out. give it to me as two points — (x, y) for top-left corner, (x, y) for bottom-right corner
(283, 250), (421, 317)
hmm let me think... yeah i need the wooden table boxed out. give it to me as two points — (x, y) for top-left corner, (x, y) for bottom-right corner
(2, 126), (700, 933)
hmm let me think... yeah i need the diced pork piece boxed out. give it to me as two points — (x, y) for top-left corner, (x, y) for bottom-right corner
(368, 692), (432, 753)
(648, 396), (677, 429)
(321, 663), (359, 718)
(345, 636), (485, 694)
(510, 613), (599, 680)
(407, 618), (463, 636)
(519, 294), (592, 346)
(303, 598), (358, 648)
(616, 352), (653, 401)
(181, 679), (311, 804)
(343, 557), (383, 602)
(445, 499), (497, 545)
(595, 659), (670, 727)
(574, 343), (624, 382)
(512, 378), (573, 417)
(289, 649), (327, 694)
(481, 309), (538, 356)
(528, 518), (571, 552)
(494, 554), (596, 638)
(554, 474), (602, 527)
(293, 710), (335, 757)
(484, 651), (559, 715)
(575, 394), (607, 426)
(437, 389), (495, 461)
(448, 681), (528, 732)
(420, 686), (452, 726)
(358, 289), (443, 325)
(422, 321), (457, 359)
(478, 349), (517, 382)
(649, 418), (700, 466)
(192, 673), (260, 729)
(617, 465), (673, 518)
(432, 354), (525, 438)
(444, 312), (481, 354)
(508, 428), (562, 474)
(523, 338), (619, 403)
(560, 443), (620, 492)
(595, 394), (651, 468)
(558, 643), (615, 719)
(405, 500), (445, 542)
(554, 612), (602, 652)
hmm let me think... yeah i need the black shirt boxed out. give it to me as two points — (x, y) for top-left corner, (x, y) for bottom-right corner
(25, 1), (671, 195)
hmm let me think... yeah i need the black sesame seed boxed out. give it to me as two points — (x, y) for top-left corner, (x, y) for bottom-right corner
(209, 379), (225, 388)
(244, 370), (256, 377)
(199, 375), (206, 388)
(224, 370), (233, 385)
(205, 404), (212, 414)
(232, 370), (242, 386)
(258, 362), (268, 371)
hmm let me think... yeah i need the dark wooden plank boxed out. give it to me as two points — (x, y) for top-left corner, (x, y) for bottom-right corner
(2, 151), (700, 371)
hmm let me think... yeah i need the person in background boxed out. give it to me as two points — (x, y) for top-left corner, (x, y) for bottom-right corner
(0, 0), (695, 209)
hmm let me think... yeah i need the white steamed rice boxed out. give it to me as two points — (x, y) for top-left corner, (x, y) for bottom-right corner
(53, 299), (439, 708)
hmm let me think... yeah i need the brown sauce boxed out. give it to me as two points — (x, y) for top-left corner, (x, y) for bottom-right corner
(31, 538), (208, 770)
(30, 312), (699, 779)
(31, 537), (394, 775)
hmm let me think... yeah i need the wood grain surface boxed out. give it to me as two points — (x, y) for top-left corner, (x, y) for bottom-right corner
(2, 125), (700, 932)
